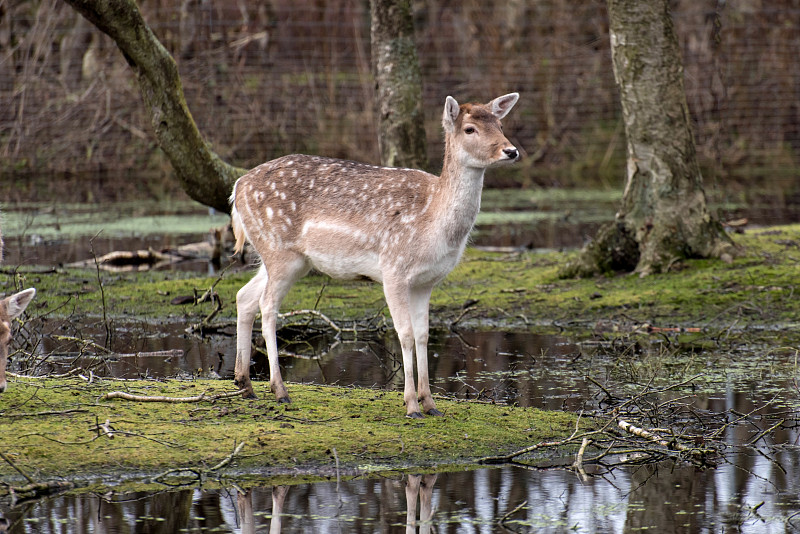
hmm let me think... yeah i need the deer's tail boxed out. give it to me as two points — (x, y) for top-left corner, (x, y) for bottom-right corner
(230, 184), (247, 255)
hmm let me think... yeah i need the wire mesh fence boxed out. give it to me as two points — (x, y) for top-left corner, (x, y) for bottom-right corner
(1, 0), (798, 201)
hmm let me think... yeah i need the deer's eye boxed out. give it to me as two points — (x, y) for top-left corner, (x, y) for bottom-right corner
(464, 127), (476, 134)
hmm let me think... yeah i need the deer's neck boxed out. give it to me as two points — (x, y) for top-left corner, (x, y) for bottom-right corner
(436, 142), (486, 247)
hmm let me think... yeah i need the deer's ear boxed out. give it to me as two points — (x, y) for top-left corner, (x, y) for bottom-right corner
(489, 93), (519, 120)
(442, 96), (460, 132)
(5, 288), (35, 319)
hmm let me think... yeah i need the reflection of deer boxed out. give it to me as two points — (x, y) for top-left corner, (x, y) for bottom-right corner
(236, 486), (288, 534)
(230, 93), (520, 417)
(235, 476), (436, 532)
(0, 231), (35, 393)
(406, 474), (437, 534)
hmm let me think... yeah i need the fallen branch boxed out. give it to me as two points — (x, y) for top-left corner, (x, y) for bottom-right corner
(1, 452), (35, 484)
(280, 309), (342, 337)
(479, 414), (588, 464)
(208, 441), (246, 471)
(499, 499), (528, 533)
(100, 388), (247, 403)
(616, 419), (707, 457)
(571, 437), (592, 477)
(2, 408), (90, 419)
(7, 480), (75, 504)
(0, 452), (75, 504)
(484, 375), (727, 469)
(154, 441), (246, 486)
(98, 418), (115, 439)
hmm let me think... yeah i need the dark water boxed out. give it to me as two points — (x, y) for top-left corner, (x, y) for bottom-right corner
(3, 328), (799, 533)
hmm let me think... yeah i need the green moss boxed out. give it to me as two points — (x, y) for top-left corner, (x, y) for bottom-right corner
(10, 225), (800, 341)
(0, 378), (576, 482)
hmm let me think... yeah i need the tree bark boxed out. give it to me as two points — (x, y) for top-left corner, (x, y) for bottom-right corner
(63, 0), (246, 213)
(370, 0), (427, 169)
(562, 0), (734, 277)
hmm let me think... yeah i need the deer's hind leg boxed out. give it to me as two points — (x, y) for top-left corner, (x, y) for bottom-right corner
(259, 253), (310, 403)
(235, 265), (268, 398)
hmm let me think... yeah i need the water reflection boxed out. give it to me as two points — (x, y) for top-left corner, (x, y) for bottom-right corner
(3, 454), (799, 533)
(26, 327), (591, 409)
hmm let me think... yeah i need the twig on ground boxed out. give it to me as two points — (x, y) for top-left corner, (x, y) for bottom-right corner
(2, 408), (89, 418)
(100, 388), (247, 403)
(154, 441), (246, 486)
(0, 452), (35, 484)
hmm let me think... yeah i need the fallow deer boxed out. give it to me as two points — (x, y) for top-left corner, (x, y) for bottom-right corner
(0, 232), (36, 393)
(230, 93), (520, 417)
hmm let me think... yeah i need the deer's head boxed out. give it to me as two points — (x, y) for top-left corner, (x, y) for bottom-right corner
(442, 93), (520, 169)
(0, 288), (35, 393)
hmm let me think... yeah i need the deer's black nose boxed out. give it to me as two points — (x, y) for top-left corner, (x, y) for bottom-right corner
(503, 147), (518, 160)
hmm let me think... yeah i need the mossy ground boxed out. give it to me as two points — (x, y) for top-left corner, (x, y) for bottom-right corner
(2, 224), (799, 486)
(11, 224), (800, 336)
(0, 377), (576, 484)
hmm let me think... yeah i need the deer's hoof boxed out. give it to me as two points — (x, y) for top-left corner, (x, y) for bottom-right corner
(406, 411), (424, 419)
(426, 408), (444, 417)
(277, 396), (291, 404)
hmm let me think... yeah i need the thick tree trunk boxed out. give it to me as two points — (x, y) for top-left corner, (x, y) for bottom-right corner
(562, 0), (734, 278)
(64, 0), (246, 213)
(370, 0), (427, 169)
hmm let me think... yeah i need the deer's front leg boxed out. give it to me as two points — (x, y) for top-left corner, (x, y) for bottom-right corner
(235, 267), (266, 399)
(384, 281), (423, 418)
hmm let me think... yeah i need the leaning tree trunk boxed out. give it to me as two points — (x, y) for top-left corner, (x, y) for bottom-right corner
(370, 0), (428, 169)
(64, 0), (246, 214)
(562, 0), (734, 278)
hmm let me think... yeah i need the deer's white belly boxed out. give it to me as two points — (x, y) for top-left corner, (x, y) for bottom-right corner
(300, 220), (383, 281)
(306, 249), (383, 282)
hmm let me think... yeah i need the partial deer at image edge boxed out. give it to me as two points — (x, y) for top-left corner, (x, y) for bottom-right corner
(0, 233), (36, 393)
